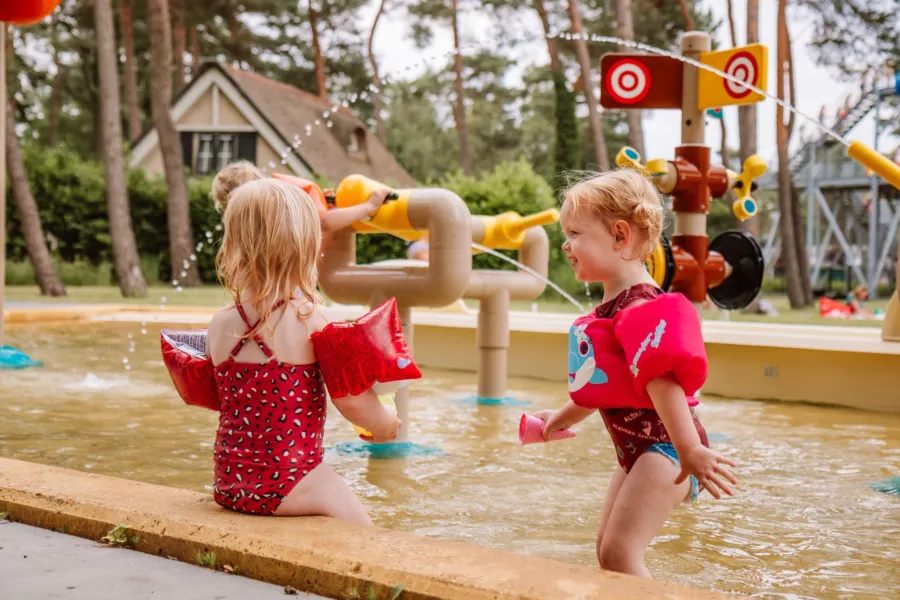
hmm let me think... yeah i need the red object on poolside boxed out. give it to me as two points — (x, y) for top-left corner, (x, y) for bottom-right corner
(311, 298), (422, 399)
(818, 297), (852, 318)
(0, 0), (60, 25)
(160, 329), (220, 411)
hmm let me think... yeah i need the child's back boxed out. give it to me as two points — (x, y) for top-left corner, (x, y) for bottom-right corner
(208, 178), (400, 524)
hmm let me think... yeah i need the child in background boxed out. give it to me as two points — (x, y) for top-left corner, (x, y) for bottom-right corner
(210, 161), (392, 233)
(207, 179), (401, 523)
(530, 170), (737, 578)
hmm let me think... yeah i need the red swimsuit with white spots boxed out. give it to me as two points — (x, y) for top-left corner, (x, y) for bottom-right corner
(212, 301), (327, 516)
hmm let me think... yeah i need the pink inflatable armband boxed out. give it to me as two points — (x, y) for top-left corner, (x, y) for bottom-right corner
(161, 329), (219, 411)
(613, 293), (707, 402)
(310, 298), (422, 399)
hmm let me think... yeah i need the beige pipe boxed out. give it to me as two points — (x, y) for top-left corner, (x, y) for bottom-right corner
(319, 189), (472, 307)
(465, 226), (550, 400)
(318, 189), (472, 441)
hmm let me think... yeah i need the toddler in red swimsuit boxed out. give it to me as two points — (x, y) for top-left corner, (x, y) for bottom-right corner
(208, 178), (401, 524)
(531, 169), (738, 578)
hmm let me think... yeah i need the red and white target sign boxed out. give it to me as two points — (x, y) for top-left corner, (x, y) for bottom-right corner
(605, 58), (651, 105)
(723, 51), (758, 99)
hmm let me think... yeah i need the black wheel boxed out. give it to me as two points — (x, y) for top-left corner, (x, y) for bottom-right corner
(708, 230), (765, 310)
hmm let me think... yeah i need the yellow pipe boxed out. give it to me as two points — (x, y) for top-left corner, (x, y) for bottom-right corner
(847, 141), (900, 190)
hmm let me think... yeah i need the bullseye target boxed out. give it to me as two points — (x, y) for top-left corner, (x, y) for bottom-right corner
(723, 51), (758, 99)
(605, 59), (651, 105)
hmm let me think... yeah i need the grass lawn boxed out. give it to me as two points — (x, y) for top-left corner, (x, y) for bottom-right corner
(3, 284), (892, 328)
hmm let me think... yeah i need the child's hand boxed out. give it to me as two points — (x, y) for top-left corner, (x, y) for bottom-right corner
(675, 444), (738, 499)
(533, 409), (566, 442)
(364, 189), (393, 216)
(364, 407), (402, 443)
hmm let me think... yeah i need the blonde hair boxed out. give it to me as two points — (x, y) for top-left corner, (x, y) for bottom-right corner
(211, 161), (263, 213)
(216, 179), (322, 338)
(562, 169), (664, 260)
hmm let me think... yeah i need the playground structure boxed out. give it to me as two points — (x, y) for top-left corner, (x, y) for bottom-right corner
(319, 175), (559, 430)
(601, 32), (770, 311)
(757, 80), (900, 321)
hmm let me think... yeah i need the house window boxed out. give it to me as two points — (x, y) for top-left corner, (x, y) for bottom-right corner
(216, 134), (233, 171)
(197, 134), (215, 174)
(180, 131), (258, 174)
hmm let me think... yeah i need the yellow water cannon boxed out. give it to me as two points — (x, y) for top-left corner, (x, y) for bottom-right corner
(476, 209), (560, 251)
(334, 174), (423, 242)
(847, 141), (900, 190)
(730, 155), (766, 221)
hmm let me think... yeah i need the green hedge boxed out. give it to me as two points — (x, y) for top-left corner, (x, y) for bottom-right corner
(4, 144), (222, 283)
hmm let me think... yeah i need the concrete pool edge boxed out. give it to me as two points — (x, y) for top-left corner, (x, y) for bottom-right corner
(0, 458), (730, 600)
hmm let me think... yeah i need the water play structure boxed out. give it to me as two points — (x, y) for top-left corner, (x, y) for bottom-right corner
(5, 5), (900, 597)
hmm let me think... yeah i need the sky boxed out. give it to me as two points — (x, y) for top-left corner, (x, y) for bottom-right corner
(363, 0), (898, 169)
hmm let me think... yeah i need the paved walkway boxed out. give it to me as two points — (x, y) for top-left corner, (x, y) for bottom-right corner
(0, 520), (330, 599)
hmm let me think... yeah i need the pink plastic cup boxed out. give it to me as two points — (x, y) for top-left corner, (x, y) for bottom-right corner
(518, 414), (576, 446)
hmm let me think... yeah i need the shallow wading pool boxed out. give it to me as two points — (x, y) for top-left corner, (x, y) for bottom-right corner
(1, 320), (899, 599)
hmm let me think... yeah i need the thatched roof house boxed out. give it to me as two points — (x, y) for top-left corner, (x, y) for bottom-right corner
(129, 62), (415, 187)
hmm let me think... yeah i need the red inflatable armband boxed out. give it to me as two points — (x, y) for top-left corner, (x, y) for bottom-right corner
(271, 173), (329, 217)
(160, 329), (219, 411)
(613, 293), (707, 403)
(310, 298), (422, 399)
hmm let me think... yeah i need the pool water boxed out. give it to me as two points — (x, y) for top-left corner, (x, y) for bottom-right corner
(2, 320), (899, 599)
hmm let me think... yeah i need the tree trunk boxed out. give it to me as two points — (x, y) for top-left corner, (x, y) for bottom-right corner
(720, 117), (729, 169)
(535, 0), (580, 181)
(171, 0), (187, 93)
(566, 0), (609, 170)
(148, 0), (200, 286)
(726, 0), (737, 46)
(94, 0), (148, 297)
(449, 0), (472, 175)
(189, 28), (200, 79)
(776, 0), (804, 308)
(308, 3), (328, 100)
(615, 0), (645, 157)
(5, 102), (66, 297)
(118, 0), (142, 143)
(534, 0), (561, 72)
(368, 0), (387, 142)
(784, 16), (812, 304)
(47, 16), (66, 147)
(677, 0), (695, 30)
(738, 0), (759, 236)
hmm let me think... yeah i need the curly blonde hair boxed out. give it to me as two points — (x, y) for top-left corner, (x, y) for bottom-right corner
(211, 161), (263, 213)
(562, 169), (664, 261)
(216, 179), (322, 338)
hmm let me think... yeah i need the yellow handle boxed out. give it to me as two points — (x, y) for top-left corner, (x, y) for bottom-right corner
(848, 141), (900, 190)
(615, 146), (649, 177)
(480, 209), (560, 250)
(731, 155), (766, 221)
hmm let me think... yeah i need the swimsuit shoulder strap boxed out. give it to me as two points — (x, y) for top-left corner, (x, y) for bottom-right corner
(228, 299), (288, 360)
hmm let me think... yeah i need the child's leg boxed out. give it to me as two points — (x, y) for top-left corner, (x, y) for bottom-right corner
(274, 464), (373, 526)
(596, 452), (690, 577)
(595, 466), (627, 556)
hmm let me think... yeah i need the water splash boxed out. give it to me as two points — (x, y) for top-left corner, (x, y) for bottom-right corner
(471, 242), (585, 312)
